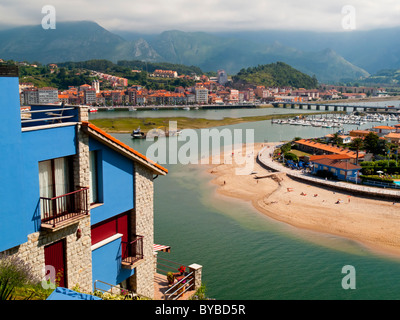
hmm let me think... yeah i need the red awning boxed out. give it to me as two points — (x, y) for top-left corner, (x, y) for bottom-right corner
(153, 244), (171, 253)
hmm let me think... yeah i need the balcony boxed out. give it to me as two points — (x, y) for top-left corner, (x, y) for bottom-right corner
(121, 236), (144, 269)
(21, 104), (79, 131)
(40, 187), (89, 231)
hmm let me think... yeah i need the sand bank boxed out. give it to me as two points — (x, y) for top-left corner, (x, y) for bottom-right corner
(207, 143), (400, 258)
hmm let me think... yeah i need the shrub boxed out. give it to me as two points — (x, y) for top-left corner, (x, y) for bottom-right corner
(0, 254), (40, 288)
(284, 152), (298, 162)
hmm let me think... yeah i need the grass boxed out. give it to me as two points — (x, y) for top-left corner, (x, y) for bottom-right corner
(90, 111), (337, 133)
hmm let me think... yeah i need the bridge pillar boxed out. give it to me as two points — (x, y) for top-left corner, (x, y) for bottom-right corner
(299, 104), (303, 109)
(308, 104), (312, 110)
(343, 106), (347, 112)
(316, 105), (320, 110)
(325, 105), (329, 111)
(334, 106), (338, 111)
(291, 104), (295, 109)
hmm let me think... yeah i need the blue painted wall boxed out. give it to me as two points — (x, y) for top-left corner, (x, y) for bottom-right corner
(91, 237), (134, 289)
(0, 76), (26, 251)
(89, 137), (134, 225)
(0, 75), (78, 251)
(313, 163), (359, 181)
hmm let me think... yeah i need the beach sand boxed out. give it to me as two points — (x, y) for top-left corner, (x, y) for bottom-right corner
(207, 142), (400, 258)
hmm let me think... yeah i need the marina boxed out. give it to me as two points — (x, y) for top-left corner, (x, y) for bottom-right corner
(271, 113), (400, 128)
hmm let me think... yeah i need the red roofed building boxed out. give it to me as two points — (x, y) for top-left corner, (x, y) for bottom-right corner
(294, 139), (364, 163)
(311, 158), (362, 182)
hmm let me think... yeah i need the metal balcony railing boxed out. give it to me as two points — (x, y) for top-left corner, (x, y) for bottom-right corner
(21, 104), (79, 128)
(40, 187), (89, 228)
(121, 236), (144, 268)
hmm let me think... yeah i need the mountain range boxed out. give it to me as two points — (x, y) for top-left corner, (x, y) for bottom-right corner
(0, 21), (398, 83)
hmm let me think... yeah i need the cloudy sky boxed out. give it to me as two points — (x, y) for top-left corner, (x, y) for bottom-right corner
(1, 0), (400, 33)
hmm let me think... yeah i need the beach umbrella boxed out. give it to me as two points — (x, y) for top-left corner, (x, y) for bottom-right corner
(376, 170), (384, 174)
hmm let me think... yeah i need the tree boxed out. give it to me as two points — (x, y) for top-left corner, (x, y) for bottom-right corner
(364, 132), (379, 154)
(332, 132), (341, 146)
(351, 138), (364, 165)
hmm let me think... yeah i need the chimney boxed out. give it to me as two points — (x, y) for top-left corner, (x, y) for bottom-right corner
(0, 65), (21, 137)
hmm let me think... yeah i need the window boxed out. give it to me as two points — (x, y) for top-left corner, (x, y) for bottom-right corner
(89, 151), (98, 204)
(39, 157), (72, 218)
(39, 157), (71, 199)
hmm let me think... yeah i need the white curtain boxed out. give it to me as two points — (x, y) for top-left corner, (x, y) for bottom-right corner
(89, 151), (98, 204)
(39, 158), (70, 218)
(39, 160), (53, 218)
(54, 157), (69, 197)
(39, 160), (53, 198)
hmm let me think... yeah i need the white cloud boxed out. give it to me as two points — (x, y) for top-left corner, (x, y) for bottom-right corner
(1, 0), (399, 33)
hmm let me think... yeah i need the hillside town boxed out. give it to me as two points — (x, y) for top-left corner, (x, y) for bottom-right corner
(17, 64), (392, 107)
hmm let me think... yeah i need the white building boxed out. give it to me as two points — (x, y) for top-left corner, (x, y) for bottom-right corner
(23, 88), (39, 105)
(217, 70), (228, 86)
(38, 87), (59, 104)
(84, 88), (97, 106)
(195, 87), (208, 104)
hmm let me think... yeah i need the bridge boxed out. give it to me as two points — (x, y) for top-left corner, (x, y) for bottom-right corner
(271, 101), (400, 113)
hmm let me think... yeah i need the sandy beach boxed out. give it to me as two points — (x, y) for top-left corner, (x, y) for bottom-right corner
(207, 142), (400, 258)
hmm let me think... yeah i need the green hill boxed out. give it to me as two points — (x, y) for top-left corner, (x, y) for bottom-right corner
(233, 62), (318, 89)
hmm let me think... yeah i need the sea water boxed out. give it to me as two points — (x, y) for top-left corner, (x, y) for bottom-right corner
(105, 109), (400, 300)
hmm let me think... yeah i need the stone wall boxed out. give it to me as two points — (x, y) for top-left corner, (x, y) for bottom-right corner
(5, 216), (92, 292)
(2, 106), (93, 293)
(129, 163), (155, 299)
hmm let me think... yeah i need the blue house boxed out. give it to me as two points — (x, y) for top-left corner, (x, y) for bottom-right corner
(311, 158), (361, 182)
(0, 65), (169, 298)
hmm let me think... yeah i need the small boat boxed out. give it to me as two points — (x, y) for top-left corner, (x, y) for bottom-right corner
(131, 127), (146, 139)
(183, 106), (190, 110)
(167, 130), (182, 137)
(89, 107), (98, 113)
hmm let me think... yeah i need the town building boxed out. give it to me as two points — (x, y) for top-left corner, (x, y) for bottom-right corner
(195, 87), (208, 104)
(217, 70), (228, 86)
(372, 125), (396, 137)
(152, 70), (178, 78)
(38, 87), (59, 104)
(311, 158), (362, 182)
(83, 88), (97, 106)
(294, 139), (364, 163)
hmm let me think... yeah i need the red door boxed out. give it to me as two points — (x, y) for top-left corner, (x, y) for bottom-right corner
(44, 239), (66, 288)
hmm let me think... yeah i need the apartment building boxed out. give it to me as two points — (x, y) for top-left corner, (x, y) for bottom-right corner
(38, 87), (59, 104)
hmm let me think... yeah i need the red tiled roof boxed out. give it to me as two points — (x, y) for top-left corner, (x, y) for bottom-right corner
(308, 154), (352, 161)
(295, 139), (364, 159)
(312, 158), (362, 170)
(373, 126), (395, 130)
(81, 122), (168, 175)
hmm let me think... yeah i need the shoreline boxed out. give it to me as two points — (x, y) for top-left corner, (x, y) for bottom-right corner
(206, 142), (400, 259)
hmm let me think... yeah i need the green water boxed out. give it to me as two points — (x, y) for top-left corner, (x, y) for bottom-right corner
(107, 110), (400, 300)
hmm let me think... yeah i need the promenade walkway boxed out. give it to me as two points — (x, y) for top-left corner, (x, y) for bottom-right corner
(257, 144), (400, 201)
